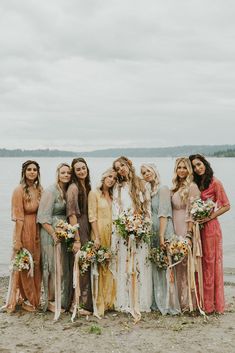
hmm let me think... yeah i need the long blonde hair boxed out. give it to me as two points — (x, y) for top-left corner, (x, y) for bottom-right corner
(97, 168), (117, 198)
(56, 163), (71, 202)
(140, 163), (161, 197)
(171, 157), (193, 203)
(113, 156), (147, 214)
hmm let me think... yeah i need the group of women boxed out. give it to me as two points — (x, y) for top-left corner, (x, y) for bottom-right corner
(3, 154), (230, 319)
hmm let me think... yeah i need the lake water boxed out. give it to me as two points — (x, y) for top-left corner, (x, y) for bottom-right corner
(0, 157), (234, 276)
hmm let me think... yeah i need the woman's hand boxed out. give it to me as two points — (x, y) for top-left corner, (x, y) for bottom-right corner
(186, 238), (192, 247)
(73, 241), (81, 253)
(51, 232), (60, 245)
(13, 239), (23, 252)
(94, 237), (101, 249)
(160, 237), (165, 249)
(197, 217), (211, 224)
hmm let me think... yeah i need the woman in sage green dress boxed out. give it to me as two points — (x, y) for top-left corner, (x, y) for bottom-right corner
(37, 163), (73, 315)
(141, 163), (180, 315)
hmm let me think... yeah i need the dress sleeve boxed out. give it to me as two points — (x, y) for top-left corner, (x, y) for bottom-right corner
(185, 182), (200, 222)
(11, 186), (24, 222)
(37, 188), (55, 225)
(88, 191), (98, 223)
(158, 185), (172, 218)
(214, 178), (230, 208)
(66, 183), (80, 218)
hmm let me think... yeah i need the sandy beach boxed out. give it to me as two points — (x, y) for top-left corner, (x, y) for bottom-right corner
(0, 276), (235, 353)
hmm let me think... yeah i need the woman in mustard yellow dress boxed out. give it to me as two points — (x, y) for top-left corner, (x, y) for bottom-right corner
(88, 168), (117, 317)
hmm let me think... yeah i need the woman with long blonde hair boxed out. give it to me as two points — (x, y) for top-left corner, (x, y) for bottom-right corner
(141, 163), (180, 315)
(171, 157), (201, 312)
(38, 163), (72, 318)
(111, 156), (152, 321)
(88, 168), (117, 317)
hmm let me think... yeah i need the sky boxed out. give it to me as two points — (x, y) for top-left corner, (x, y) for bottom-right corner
(0, 0), (235, 152)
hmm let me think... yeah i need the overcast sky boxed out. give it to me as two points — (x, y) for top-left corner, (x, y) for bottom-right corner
(0, 0), (235, 151)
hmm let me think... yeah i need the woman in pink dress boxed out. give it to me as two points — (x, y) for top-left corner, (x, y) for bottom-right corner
(171, 157), (200, 311)
(189, 154), (230, 314)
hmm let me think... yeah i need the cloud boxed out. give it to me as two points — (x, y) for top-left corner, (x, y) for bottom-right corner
(0, 0), (235, 151)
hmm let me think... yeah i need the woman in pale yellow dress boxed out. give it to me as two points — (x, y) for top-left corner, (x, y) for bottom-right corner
(88, 168), (117, 317)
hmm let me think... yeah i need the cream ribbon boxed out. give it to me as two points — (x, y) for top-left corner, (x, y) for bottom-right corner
(54, 243), (62, 321)
(125, 237), (141, 323)
(91, 263), (101, 319)
(71, 251), (81, 322)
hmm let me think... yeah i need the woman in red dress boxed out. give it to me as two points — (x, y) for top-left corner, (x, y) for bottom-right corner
(189, 154), (230, 314)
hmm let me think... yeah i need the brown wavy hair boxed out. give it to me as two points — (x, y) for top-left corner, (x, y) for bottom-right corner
(20, 160), (42, 201)
(189, 154), (214, 191)
(70, 158), (91, 213)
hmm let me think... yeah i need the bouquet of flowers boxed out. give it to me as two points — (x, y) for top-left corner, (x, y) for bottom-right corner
(190, 198), (215, 221)
(77, 242), (113, 274)
(148, 247), (169, 269)
(96, 246), (113, 267)
(113, 208), (152, 245)
(77, 241), (97, 274)
(168, 236), (188, 264)
(55, 219), (80, 251)
(11, 248), (34, 273)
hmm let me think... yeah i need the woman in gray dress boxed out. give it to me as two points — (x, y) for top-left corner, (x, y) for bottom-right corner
(37, 163), (73, 314)
(141, 163), (180, 315)
(66, 157), (93, 315)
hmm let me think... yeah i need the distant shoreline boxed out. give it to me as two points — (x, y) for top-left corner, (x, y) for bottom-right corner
(1, 145), (235, 158)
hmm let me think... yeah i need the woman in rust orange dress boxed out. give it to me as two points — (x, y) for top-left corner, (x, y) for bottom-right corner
(4, 160), (42, 312)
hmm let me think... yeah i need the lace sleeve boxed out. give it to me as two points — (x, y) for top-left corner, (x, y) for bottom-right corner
(11, 185), (24, 222)
(88, 190), (98, 223)
(66, 183), (80, 218)
(185, 182), (200, 222)
(37, 187), (55, 225)
(214, 178), (230, 209)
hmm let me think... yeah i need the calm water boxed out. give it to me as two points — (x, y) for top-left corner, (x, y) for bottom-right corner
(0, 157), (234, 275)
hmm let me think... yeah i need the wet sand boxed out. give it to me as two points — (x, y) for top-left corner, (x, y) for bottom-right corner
(0, 276), (235, 353)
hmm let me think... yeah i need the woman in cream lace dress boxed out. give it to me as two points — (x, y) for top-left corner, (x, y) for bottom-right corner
(111, 156), (152, 321)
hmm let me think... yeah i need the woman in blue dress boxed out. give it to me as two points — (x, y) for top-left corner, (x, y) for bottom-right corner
(141, 163), (180, 315)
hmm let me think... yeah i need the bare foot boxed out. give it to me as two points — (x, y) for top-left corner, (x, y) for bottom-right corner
(22, 302), (36, 312)
(78, 308), (92, 316)
(48, 301), (55, 313)
(48, 302), (65, 313)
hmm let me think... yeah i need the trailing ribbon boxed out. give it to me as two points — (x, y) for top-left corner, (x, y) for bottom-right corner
(167, 231), (205, 315)
(125, 237), (141, 323)
(71, 251), (81, 322)
(91, 263), (101, 319)
(54, 243), (62, 321)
